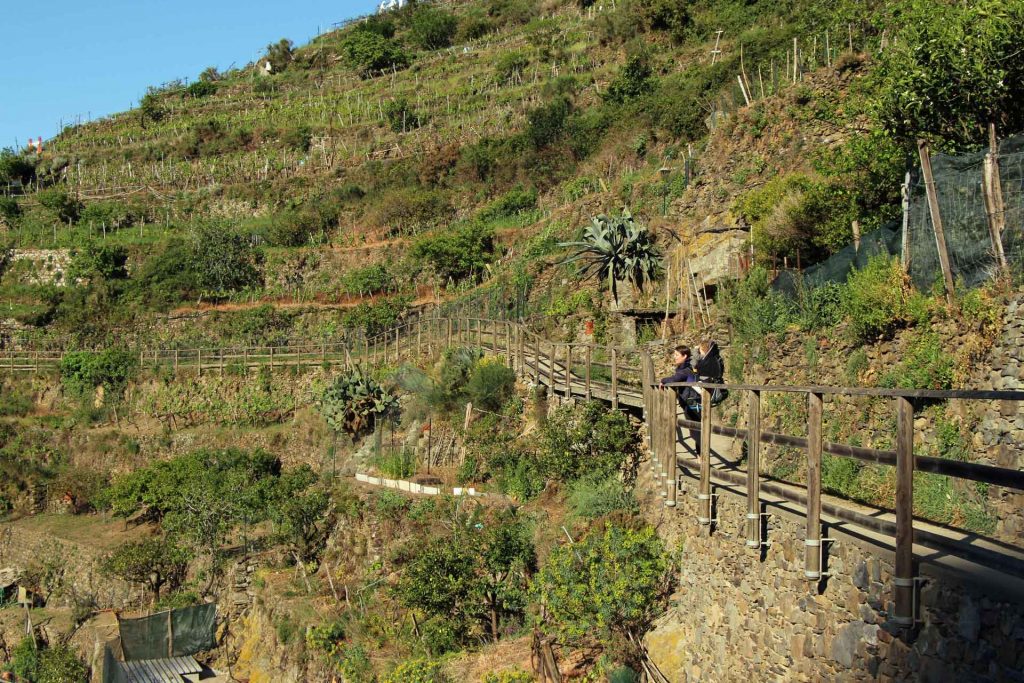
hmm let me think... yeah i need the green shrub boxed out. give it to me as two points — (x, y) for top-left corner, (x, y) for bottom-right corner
(568, 474), (638, 520)
(881, 331), (954, 390)
(79, 200), (140, 231)
(374, 447), (416, 479)
(844, 348), (869, 385)
(843, 256), (910, 341)
(459, 14), (495, 41)
(0, 147), (36, 185)
(139, 89), (165, 123)
(605, 53), (654, 104)
(68, 242), (129, 281)
(410, 7), (458, 49)
(0, 382), (32, 417)
(478, 186), (537, 221)
(872, 0), (1024, 150)
(495, 52), (529, 83)
(539, 401), (640, 483)
(264, 38), (295, 71)
(36, 187), (81, 223)
(9, 638), (88, 683)
(369, 187), (451, 236)
(411, 222), (494, 285)
(466, 357), (516, 412)
(341, 30), (410, 77)
(59, 348), (138, 400)
(565, 108), (614, 159)
(342, 264), (391, 296)
(720, 266), (793, 360)
(356, 14), (396, 39)
(342, 295), (411, 335)
(426, 347), (483, 412)
(533, 523), (669, 646)
(186, 79), (217, 98)
(383, 98), (426, 132)
(282, 124), (313, 151)
(795, 281), (844, 332)
(383, 659), (449, 683)
(131, 240), (196, 307)
(375, 489), (409, 520)
(527, 97), (571, 149)
(188, 223), (265, 297)
(0, 196), (19, 221)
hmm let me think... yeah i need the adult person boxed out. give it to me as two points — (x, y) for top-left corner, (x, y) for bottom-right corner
(660, 345), (700, 452)
(694, 339), (724, 383)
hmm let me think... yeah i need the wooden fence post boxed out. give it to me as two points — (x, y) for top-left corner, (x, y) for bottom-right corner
(982, 123), (1009, 276)
(643, 366), (657, 481)
(517, 324), (524, 373)
(698, 387), (712, 530)
(805, 391), (823, 581)
(917, 140), (955, 304)
(893, 395), (916, 627)
(664, 389), (678, 507)
(563, 345), (572, 399)
(585, 346), (592, 400)
(611, 348), (619, 411)
(900, 171), (911, 273)
(746, 390), (762, 550)
(197, 349), (202, 377)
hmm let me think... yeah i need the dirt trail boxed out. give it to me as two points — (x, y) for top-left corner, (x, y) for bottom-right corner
(170, 286), (438, 315)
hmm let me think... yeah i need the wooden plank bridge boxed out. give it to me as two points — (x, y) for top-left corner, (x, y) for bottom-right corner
(6, 313), (1024, 627)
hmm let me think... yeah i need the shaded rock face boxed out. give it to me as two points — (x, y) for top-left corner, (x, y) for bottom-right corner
(641, 473), (1024, 682)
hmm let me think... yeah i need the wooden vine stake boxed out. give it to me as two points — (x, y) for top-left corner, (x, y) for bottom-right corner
(916, 140), (955, 305)
(982, 123), (1009, 277)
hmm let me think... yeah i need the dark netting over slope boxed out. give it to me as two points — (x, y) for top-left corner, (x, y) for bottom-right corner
(773, 223), (902, 297)
(775, 134), (1024, 295)
(117, 603), (217, 661)
(905, 136), (1024, 290)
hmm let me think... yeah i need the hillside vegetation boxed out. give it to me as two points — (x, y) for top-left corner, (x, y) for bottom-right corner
(4, 0), (1018, 349)
(1, 0), (1024, 679)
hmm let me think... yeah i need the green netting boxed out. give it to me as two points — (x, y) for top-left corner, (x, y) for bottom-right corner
(102, 644), (128, 683)
(775, 134), (1024, 295)
(773, 223), (902, 296)
(118, 603), (217, 661)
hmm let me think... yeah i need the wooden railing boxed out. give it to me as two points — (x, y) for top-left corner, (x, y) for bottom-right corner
(649, 376), (1024, 628)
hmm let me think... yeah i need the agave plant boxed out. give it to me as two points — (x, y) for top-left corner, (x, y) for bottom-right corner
(318, 366), (399, 437)
(560, 210), (663, 304)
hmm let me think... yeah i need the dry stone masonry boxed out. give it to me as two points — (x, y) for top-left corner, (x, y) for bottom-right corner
(642, 471), (1024, 682)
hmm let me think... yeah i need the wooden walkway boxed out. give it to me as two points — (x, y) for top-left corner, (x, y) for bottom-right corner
(7, 314), (1024, 623)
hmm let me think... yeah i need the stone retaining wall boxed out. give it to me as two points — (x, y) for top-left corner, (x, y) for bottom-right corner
(0, 523), (145, 610)
(643, 474), (1024, 682)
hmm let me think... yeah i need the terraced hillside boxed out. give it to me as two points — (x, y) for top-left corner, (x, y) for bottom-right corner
(2, 0), (908, 351)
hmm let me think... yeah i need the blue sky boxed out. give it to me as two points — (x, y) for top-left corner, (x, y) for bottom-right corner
(1, 0), (378, 149)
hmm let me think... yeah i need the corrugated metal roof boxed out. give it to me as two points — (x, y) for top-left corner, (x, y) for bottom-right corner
(119, 655), (202, 683)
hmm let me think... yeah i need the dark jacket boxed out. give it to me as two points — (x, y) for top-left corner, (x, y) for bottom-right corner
(660, 361), (695, 386)
(694, 342), (724, 380)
